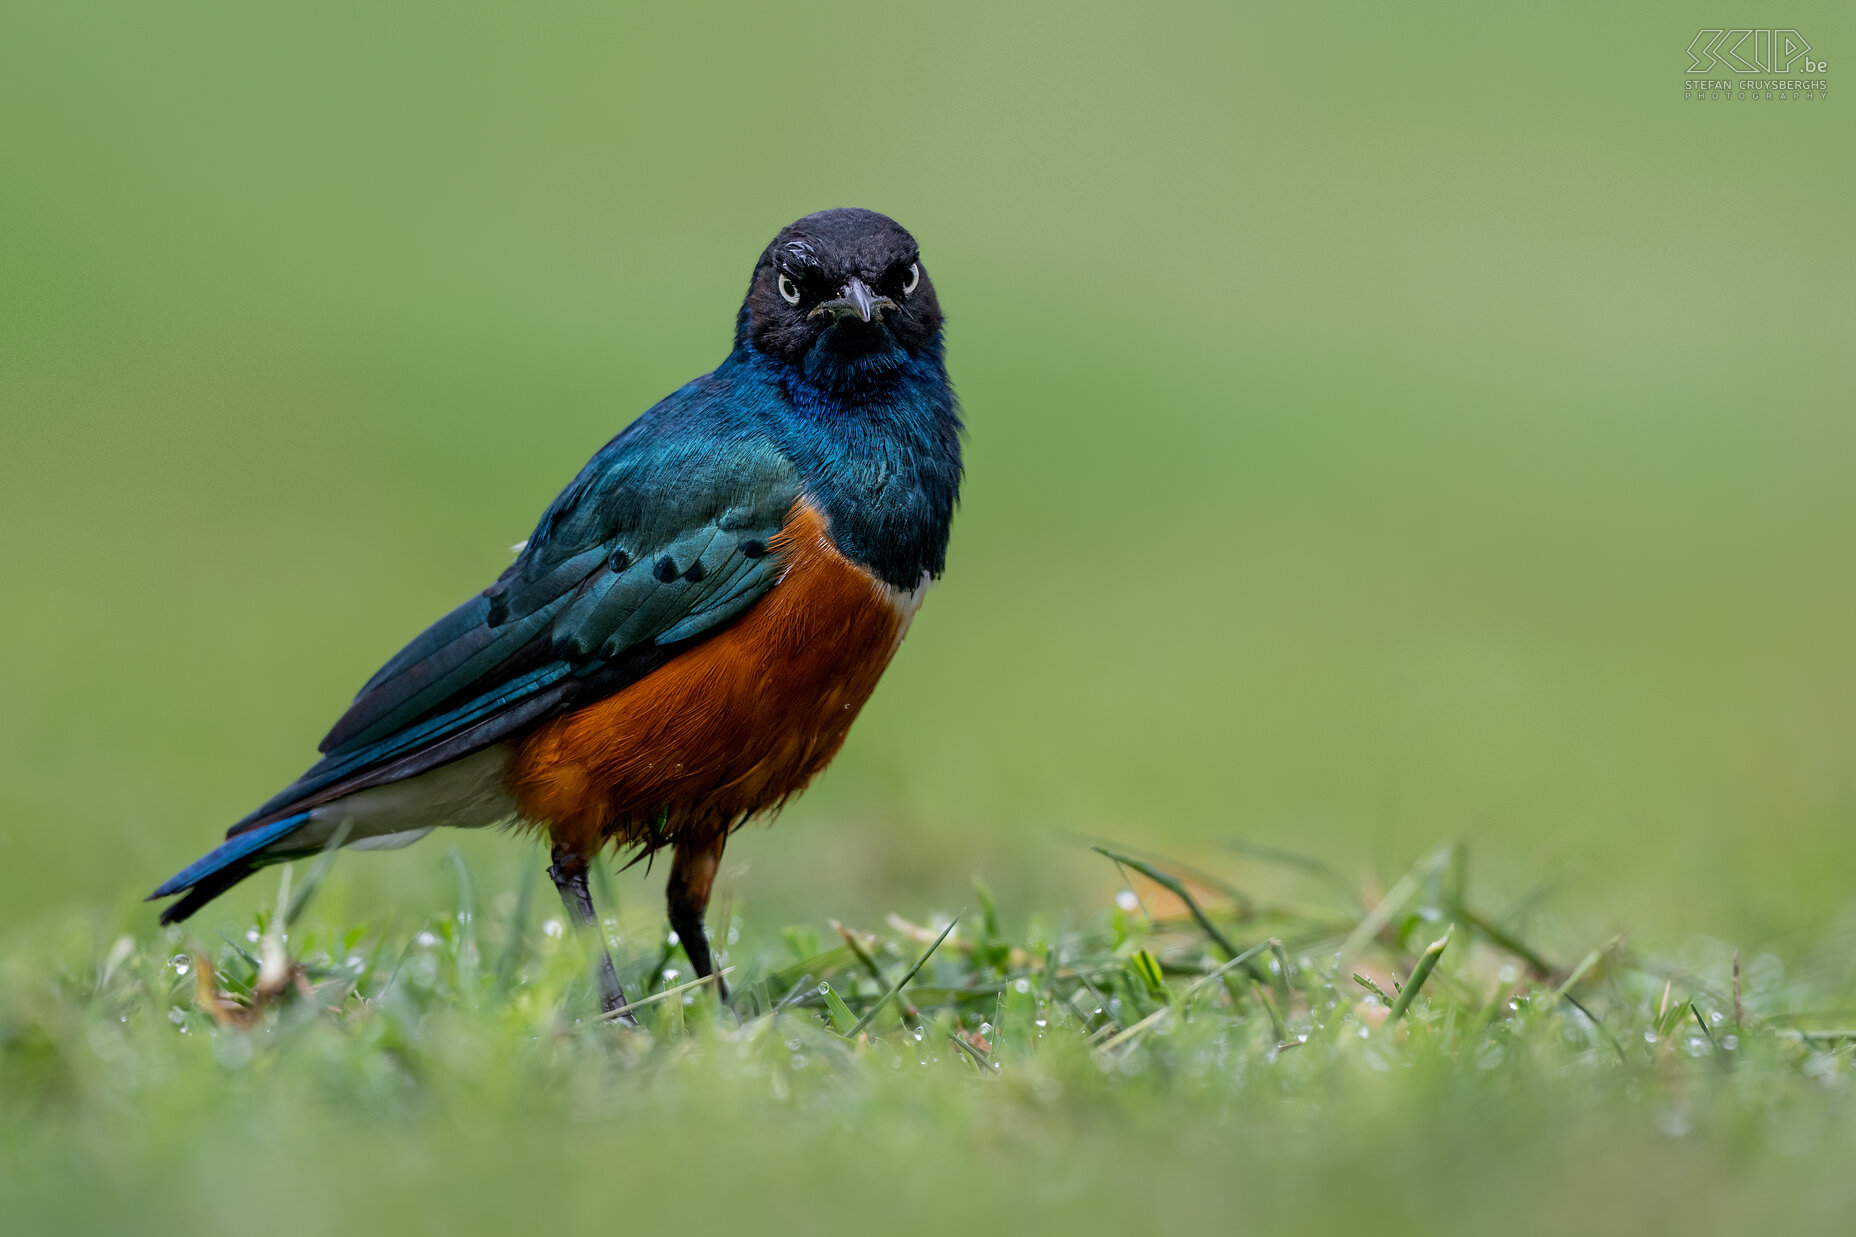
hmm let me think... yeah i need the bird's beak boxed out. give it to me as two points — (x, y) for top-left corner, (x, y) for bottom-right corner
(811, 276), (896, 324)
(841, 277), (881, 322)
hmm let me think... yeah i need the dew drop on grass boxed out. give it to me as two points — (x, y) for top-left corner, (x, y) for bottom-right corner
(1644, 1030), (1658, 1044)
(416, 931), (439, 948)
(542, 919), (564, 939)
(666, 930), (680, 946)
(168, 955), (190, 976)
(1114, 890), (1139, 912)
(1722, 1035), (1739, 1051)
(1014, 978), (1031, 993)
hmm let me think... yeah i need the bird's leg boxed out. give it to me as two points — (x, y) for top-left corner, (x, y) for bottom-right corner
(666, 835), (729, 1001)
(547, 845), (636, 1025)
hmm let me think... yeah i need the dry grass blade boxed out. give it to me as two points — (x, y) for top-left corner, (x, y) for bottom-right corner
(1096, 1005), (1171, 1055)
(595, 968), (734, 1023)
(1180, 941), (1273, 1007)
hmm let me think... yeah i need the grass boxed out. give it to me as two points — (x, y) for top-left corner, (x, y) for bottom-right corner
(6, 837), (1856, 1235)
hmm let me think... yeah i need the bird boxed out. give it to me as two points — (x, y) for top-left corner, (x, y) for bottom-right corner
(149, 208), (963, 1019)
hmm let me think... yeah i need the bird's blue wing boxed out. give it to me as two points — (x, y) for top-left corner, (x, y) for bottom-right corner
(232, 414), (800, 834)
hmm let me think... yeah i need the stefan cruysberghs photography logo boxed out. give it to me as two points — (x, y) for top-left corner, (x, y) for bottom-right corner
(1685, 29), (1828, 101)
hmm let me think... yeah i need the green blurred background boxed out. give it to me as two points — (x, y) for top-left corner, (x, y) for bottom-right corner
(1, 1), (1851, 944)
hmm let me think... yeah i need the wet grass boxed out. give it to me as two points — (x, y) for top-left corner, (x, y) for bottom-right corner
(5, 839), (1856, 1235)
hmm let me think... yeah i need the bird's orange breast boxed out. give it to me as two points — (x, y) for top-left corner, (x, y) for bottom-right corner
(507, 499), (916, 855)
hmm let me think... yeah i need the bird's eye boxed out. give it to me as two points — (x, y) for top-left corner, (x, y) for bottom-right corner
(901, 262), (920, 295)
(777, 274), (801, 305)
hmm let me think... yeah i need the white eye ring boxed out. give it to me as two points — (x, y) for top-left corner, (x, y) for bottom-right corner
(901, 262), (919, 295)
(777, 273), (801, 305)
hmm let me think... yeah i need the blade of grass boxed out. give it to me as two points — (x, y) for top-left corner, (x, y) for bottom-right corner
(1547, 941), (1609, 1006)
(1225, 837), (1362, 911)
(1073, 970), (1115, 1028)
(258, 864), (295, 990)
(1538, 940), (1626, 1063)
(822, 983), (858, 1033)
(1383, 924), (1453, 1025)
(1096, 1004), (1171, 1054)
(946, 1031), (994, 1073)
(493, 853), (538, 993)
(1180, 940), (1273, 1008)
(1251, 980), (1287, 1040)
(445, 849), (482, 1001)
(1338, 844), (1452, 965)
(1063, 833), (1254, 909)
(1268, 938), (1293, 1007)
(1352, 973), (1394, 1004)
(1733, 950), (1744, 1033)
(1456, 905), (1555, 979)
(283, 821), (352, 929)
(1691, 1000), (1719, 1051)
(1090, 846), (1269, 988)
(844, 914), (962, 1038)
(834, 919), (918, 1024)
(1092, 846), (1238, 958)
(772, 973), (815, 1013)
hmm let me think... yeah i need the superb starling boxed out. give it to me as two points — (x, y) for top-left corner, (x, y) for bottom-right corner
(151, 208), (962, 1017)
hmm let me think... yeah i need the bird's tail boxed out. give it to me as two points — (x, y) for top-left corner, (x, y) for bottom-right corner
(146, 812), (313, 925)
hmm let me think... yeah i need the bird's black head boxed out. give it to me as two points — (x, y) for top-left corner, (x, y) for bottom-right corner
(738, 208), (943, 378)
